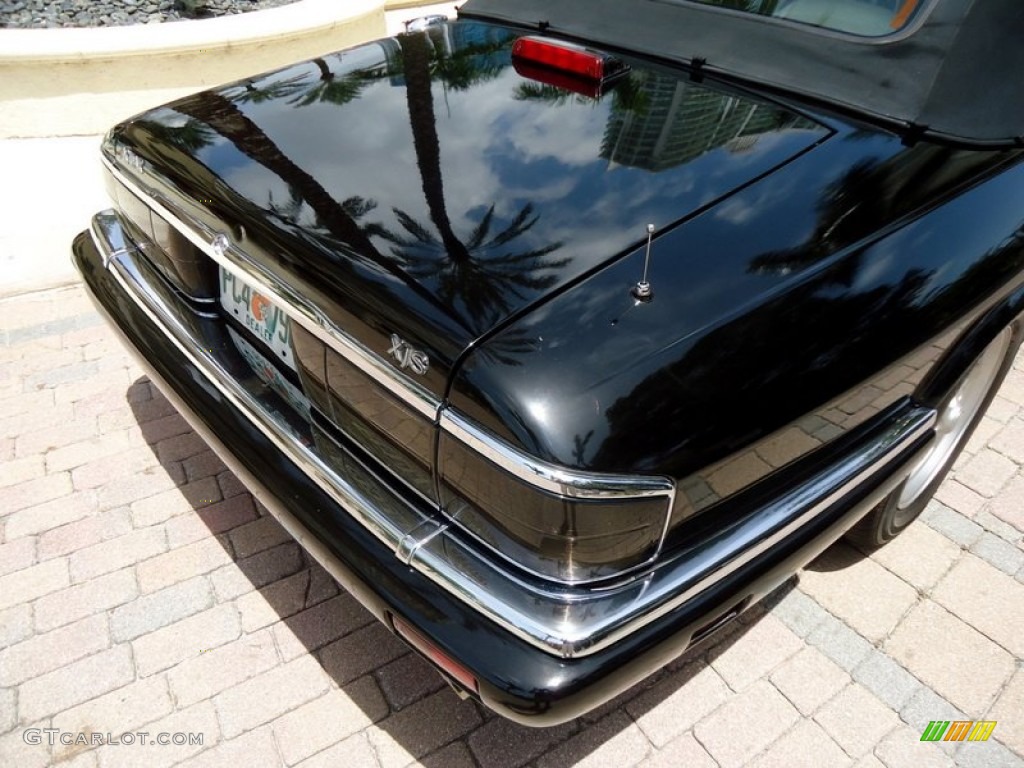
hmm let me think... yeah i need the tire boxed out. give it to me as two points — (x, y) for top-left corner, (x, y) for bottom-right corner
(846, 326), (1017, 549)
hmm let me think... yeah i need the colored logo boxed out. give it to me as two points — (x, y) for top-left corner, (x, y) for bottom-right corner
(251, 293), (271, 322)
(920, 721), (996, 742)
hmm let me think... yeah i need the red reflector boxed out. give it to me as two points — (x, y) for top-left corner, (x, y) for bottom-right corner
(512, 36), (626, 84)
(392, 615), (479, 694)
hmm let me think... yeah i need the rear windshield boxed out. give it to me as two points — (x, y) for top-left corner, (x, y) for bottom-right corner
(680, 0), (931, 37)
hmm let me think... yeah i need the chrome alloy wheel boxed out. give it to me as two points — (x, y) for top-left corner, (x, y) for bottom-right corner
(894, 327), (1013, 520)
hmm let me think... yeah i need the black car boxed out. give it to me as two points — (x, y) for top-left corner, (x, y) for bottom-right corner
(73, 0), (1024, 724)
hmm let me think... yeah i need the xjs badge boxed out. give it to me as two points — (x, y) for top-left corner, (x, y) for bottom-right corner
(387, 334), (429, 375)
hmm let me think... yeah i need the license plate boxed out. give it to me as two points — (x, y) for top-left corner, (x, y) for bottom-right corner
(219, 269), (295, 371)
(227, 327), (310, 418)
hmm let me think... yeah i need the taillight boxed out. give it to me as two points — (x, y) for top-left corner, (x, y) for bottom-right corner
(511, 36), (628, 97)
(438, 433), (671, 584)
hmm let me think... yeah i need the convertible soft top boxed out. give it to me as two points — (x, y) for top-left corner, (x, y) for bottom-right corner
(459, 0), (1024, 146)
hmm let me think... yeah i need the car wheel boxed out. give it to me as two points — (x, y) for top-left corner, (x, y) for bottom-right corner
(846, 326), (1016, 549)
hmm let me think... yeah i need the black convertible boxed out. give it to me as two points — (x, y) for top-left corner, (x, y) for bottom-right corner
(74, 0), (1024, 724)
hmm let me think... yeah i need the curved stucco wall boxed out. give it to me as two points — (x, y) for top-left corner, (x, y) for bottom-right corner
(0, 0), (443, 137)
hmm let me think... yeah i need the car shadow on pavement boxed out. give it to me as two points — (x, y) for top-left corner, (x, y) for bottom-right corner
(127, 375), (789, 763)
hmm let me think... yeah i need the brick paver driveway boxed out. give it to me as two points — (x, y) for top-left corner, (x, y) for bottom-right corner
(1, 285), (1022, 768)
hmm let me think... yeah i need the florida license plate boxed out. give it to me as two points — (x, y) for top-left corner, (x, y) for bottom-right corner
(219, 269), (296, 371)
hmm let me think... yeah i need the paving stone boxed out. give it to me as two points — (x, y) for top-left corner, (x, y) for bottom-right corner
(18, 644), (134, 723)
(3, 484), (89, 538)
(167, 627), (279, 708)
(136, 537), (235, 594)
(533, 711), (650, 768)
(969, 531), (1024, 576)
(799, 544), (918, 643)
(156, 432), (209, 464)
(317, 621), (409, 685)
(987, 668), (1024, 757)
(209, 541), (303, 601)
(873, 725), (954, 768)
(0, 613), (108, 686)
(216, 470), (247, 501)
(934, 479), (987, 518)
(95, 701), (219, 768)
(693, 680), (801, 768)
(305, 562), (340, 604)
(885, 601), (1014, 717)
(14, 420), (95, 459)
(0, 722), (50, 768)
(974, 508), (1024, 543)
(806, 613), (873, 673)
(627, 662), (731, 748)
(930, 554), (1024, 657)
(987, 474), (1024, 532)
(898, 687), (966, 746)
(72, 446), (161, 492)
(130, 484), (204, 528)
(213, 655), (331, 738)
(708, 614), (804, 691)
(175, 726), (280, 768)
(0, 557), (68, 611)
(988, 416), (1024, 462)
(96, 465), (180, 511)
(37, 507), (132, 561)
(33, 568), (137, 632)
(45, 430), (133, 473)
(638, 732), (718, 768)
(271, 592), (373, 662)
(814, 684), (899, 758)
(748, 720), (851, 768)
(0, 454), (44, 488)
(921, 502), (985, 547)
(235, 568), (315, 633)
(181, 450), (226, 483)
(0, 605), (33, 649)
(109, 576), (212, 642)
(420, 740), (478, 768)
(293, 732), (379, 768)
(164, 494), (256, 550)
(467, 711), (578, 768)
(767, 584), (829, 638)
(69, 526), (166, 583)
(376, 651), (448, 712)
(0, 536), (36, 577)
(851, 650), (923, 711)
(51, 677), (173, 758)
(0, 688), (15, 735)
(869, 522), (961, 589)
(272, 681), (388, 765)
(770, 646), (851, 715)
(132, 604), (240, 677)
(958, 450), (1015, 499)
(952, 740), (1024, 768)
(228, 515), (290, 559)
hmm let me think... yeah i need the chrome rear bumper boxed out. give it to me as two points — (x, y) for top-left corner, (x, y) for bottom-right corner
(84, 209), (936, 662)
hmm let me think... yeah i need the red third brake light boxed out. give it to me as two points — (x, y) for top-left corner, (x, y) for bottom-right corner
(512, 36), (628, 84)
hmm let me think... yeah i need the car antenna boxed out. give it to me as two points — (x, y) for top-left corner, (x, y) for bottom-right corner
(632, 223), (655, 302)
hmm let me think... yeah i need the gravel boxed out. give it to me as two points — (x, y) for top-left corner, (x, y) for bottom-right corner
(1, 0), (300, 28)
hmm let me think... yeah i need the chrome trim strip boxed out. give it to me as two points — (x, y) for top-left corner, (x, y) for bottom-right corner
(103, 158), (440, 420)
(440, 408), (676, 500)
(89, 210), (937, 659)
(416, 406), (936, 656)
(105, 157), (680, 502)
